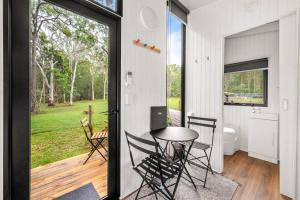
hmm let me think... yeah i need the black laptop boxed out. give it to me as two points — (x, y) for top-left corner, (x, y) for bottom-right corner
(150, 106), (167, 131)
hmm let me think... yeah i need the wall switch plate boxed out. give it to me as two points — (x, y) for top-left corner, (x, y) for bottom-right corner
(282, 99), (288, 111)
(125, 71), (133, 86)
(125, 94), (133, 105)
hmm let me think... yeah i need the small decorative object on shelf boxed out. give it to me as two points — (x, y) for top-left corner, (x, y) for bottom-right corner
(133, 39), (161, 54)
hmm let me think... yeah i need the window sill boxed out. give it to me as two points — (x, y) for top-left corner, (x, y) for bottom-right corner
(224, 103), (268, 107)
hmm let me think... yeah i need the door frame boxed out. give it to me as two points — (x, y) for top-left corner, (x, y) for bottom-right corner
(3, 0), (121, 199)
(181, 24), (186, 126)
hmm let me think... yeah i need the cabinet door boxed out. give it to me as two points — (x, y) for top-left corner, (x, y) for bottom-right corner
(248, 119), (278, 158)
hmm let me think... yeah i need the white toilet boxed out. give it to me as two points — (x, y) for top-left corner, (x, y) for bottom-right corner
(223, 124), (240, 155)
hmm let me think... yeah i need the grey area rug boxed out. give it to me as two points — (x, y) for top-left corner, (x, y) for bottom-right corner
(54, 183), (100, 200)
(126, 165), (239, 200)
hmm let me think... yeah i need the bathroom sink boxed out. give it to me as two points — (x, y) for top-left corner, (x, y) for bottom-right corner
(249, 112), (279, 121)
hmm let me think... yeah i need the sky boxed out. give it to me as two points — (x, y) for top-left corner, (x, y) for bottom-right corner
(167, 13), (182, 66)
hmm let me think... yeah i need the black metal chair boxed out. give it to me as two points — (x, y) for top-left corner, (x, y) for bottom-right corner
(80, 117), (108, 164)
(125, 131), (181, 200)
(186, 116), (217, 188)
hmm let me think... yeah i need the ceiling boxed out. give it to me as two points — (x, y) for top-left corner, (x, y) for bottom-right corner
(179, 0), (220, 11)
(227, 21), (279, 39)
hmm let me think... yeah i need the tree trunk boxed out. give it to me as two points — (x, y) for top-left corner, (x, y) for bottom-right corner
(91, 75), (95, 101)
(103, 72), (107, 100)
(43, 81), (46, 103)
(31, 33), (39, 112)
(39, 78), (45, 104)
(63, 92), (66, 104)
(69, 61), (78, 105)
(48, 61), (55, 106)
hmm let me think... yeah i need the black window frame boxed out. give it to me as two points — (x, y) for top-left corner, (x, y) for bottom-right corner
(85, 0), (123, 17)
(168, 0), (189, 24)
(166, 6), (188, 127)
(224, 58), (269, 107)
(3, 0), (122, 199)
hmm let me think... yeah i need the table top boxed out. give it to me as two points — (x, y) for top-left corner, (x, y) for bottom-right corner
(150, 127), (199, 142)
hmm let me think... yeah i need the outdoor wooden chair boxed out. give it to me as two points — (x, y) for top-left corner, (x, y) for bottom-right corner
(80, 117), (108, 164)
(186, 116), (217, 188)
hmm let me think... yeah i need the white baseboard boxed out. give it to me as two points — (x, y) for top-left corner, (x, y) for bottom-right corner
(248, 152), (278, 164)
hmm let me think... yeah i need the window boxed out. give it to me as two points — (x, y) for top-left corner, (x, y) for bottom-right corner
(89, 0), (119, 13)
(167, 13), (186, 127)
(167, 1), (189, 127)
(224, 59), (268, 106)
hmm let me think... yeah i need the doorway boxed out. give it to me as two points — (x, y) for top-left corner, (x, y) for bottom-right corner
(222, 22), (281, 199)
(4, 0), (120, 199)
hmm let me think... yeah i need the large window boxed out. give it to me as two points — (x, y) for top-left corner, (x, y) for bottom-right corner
(167, 13), (186, 127)
(224, 59), (268, 106)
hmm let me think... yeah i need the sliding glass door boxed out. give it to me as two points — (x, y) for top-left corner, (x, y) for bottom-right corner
(167, 13), (186, 127)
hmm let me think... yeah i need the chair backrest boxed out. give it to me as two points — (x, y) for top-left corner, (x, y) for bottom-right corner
(187, 116), (217, 147)
(80, 117), (92, 140)
(125, 131), (159, 167)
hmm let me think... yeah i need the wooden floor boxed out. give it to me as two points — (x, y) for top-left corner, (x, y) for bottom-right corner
(31, 150), (292, 200)
(31, 153), (107, 200)
(224, 151), (291, 200)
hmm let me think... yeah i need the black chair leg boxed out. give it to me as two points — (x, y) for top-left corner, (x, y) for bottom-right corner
(204, 149), (214, 175)
(203, 150), (210, 188)
(208, 163), (214, 175)
(135, 177), (146, 200)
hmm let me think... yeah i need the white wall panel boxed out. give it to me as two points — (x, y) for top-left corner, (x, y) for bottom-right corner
(279, 0), (300, 17)
(120, 0), (167, 197)
(297, 10), (300, 200)
(279, 13), (299, 198)
(224, 29), (279, 151)
(187, 0), (299, 198)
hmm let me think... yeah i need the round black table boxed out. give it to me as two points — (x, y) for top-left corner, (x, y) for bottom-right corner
(148, 127), (199, 198)
(150, 127), (199, 142)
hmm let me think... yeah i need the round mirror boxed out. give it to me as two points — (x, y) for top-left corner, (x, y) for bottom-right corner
(140, 7), (158, 31)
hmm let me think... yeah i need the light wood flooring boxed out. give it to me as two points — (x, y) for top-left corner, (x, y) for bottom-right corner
(224, 151), (292, 200)
(31, 150), (293, 200)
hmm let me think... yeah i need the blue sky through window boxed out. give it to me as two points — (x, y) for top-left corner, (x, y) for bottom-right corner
(168, 13), (182, 66)
(93, 0), (117, 11)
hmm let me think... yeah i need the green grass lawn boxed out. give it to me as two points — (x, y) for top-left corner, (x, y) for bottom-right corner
(31, 100), (108, 168)
(167, 97), (180, 111)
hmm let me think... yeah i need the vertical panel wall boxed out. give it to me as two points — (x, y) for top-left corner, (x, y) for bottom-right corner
(298, 10), (300, 200)
(187, 0), (299, 198)
(279, 12), (299, 198)
(120, 0), (167, 197)
(224, 27), (279, 151)
(186, 0), (280, 174)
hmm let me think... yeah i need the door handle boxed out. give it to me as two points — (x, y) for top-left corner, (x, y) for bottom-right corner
(100, 109), (119, 115)
(109, 109), (119, 115)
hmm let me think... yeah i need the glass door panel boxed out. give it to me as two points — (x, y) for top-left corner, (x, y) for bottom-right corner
(30, 1), (117, 199)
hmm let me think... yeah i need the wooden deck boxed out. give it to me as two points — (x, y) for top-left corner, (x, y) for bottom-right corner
(31, 153), (107, 200)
